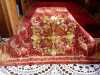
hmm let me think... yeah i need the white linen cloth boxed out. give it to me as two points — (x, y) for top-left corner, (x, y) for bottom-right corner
(0, 64), (100, 75)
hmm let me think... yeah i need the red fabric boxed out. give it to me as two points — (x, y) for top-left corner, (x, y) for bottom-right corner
(87, 0), (96, 6)
(32, 2), (81, 9)
(31, 2), (97, 27)
(70, 10), (96, 26)
(15, 7), (96, 57)
(64, 2), (97, 26)
(0, 3), (97, 66)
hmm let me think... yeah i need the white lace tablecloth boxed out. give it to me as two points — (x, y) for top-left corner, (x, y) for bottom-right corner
(0, 64), (100, 75)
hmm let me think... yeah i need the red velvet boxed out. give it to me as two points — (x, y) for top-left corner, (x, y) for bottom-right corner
(70, 10), (96, 26)
(87, 0), (96, 6)
(31, 2), (97, 27)
(0, 6), (97, 66)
